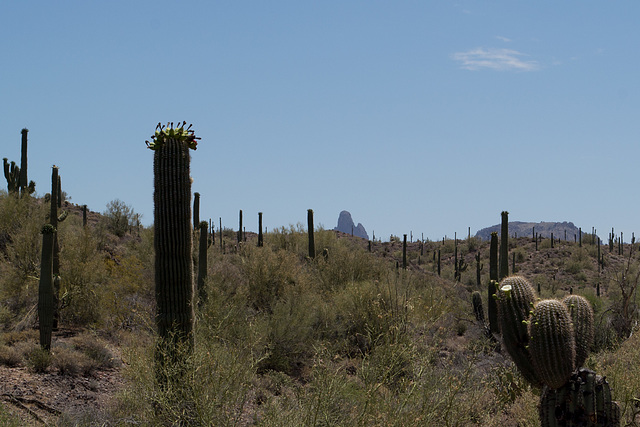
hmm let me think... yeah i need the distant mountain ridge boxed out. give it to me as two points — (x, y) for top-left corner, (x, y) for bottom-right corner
(475, 221), (583, 241)
(334, 210), (369, 240)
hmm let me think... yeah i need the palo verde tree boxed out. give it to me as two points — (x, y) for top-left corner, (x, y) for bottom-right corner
(146, 122), (200, 364)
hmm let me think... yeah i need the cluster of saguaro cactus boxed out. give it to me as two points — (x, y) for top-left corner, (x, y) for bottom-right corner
(495, 275), (619, 426)
(3, 129), (36, 196)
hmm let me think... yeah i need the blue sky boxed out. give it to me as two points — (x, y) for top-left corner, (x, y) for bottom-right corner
(2, 1), (638, 242)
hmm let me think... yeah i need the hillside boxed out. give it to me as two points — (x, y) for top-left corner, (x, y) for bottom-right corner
(1, 193), (639, 425)
(475, 220), (583, 241)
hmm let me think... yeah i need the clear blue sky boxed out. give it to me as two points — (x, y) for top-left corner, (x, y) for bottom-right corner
(2, 1), (638, 242)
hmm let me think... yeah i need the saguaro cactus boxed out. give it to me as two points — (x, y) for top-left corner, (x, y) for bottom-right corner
(499, 211), (509, 279)
(49, 166), (67, 330)
(19, 128), (28, 195)
(496, 275), (619, 426)
(38, 224), (55, 351)
(403, 234), (407, 269)
(488, 232), (499, 333)
(528, 299), (576, 389)
(496, 275), (540, 386)
(307, 209), (315, 259)
(238, 209), (243, 244)
(193, 192), (200, 230)
(147, 122), (199, 348)
(197, 221), (209, 306)
(258, 212), (263, 247)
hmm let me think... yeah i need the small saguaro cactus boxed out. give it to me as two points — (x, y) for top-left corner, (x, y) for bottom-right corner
(258, 212), (263, 247)
(307, 209), (315, 259)
(238, 209), (243, 244)
(475, 252), (483, 288)
(197, 221), (210, 306)
(38, 224), (55, 351)
(146, 121), (200, 350)
(471, 291), (484, 323)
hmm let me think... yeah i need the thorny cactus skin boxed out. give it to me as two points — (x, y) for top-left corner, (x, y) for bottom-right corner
(149, 122), (197, 346)
(496, 275), (541, 386)
(562, 294), (594, 369)
(38, 224), (55, 351)
(528, 299), (576, 389)
(539, 369), (620, 426)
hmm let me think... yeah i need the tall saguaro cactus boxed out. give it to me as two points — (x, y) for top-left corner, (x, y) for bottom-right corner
(147, 122), (200, 349)
(19, 128), (28, 195)
(49, 166), (67, 330)
(38, 224), (55, 351)
(488, 232), (499, 333)
(499, 211), (509, 279)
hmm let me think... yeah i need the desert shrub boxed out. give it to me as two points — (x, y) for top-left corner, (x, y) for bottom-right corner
(70, 333), (119, 369)
(0, 344), (22, 367)
(589, 331), (640, 423)
(101, 199), (137, 237)
(25, 347), (52, 373)
(100, 254), (154, 331)
(314, 239), (386, 292)
(241, 245), (309, 312)
(255, 292), (323, 375)
(0, 196), (47, 322)
(58, 226), (105, 326)
(52, 345), (94, 376)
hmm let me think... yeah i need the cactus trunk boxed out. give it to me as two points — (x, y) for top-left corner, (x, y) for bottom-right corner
(38, 225), (55, 351)
(197, 221), (208, 306)
(307, 209), (315, 259)
(499, 211), (509, 279)
(153, 134), (195, 347)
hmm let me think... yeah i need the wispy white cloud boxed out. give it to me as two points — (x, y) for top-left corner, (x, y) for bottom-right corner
(495, 36), (511, 42)
(450, 48), (539, 71)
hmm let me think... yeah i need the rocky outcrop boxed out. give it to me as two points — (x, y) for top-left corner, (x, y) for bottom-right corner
(334, 210), (369, 240)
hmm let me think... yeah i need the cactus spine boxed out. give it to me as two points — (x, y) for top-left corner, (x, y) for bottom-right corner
(148, 122), (197, 349)
(38, 224), (55, 351)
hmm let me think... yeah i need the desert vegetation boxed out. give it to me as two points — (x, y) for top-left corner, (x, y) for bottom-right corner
(1, 128), (640, 425)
